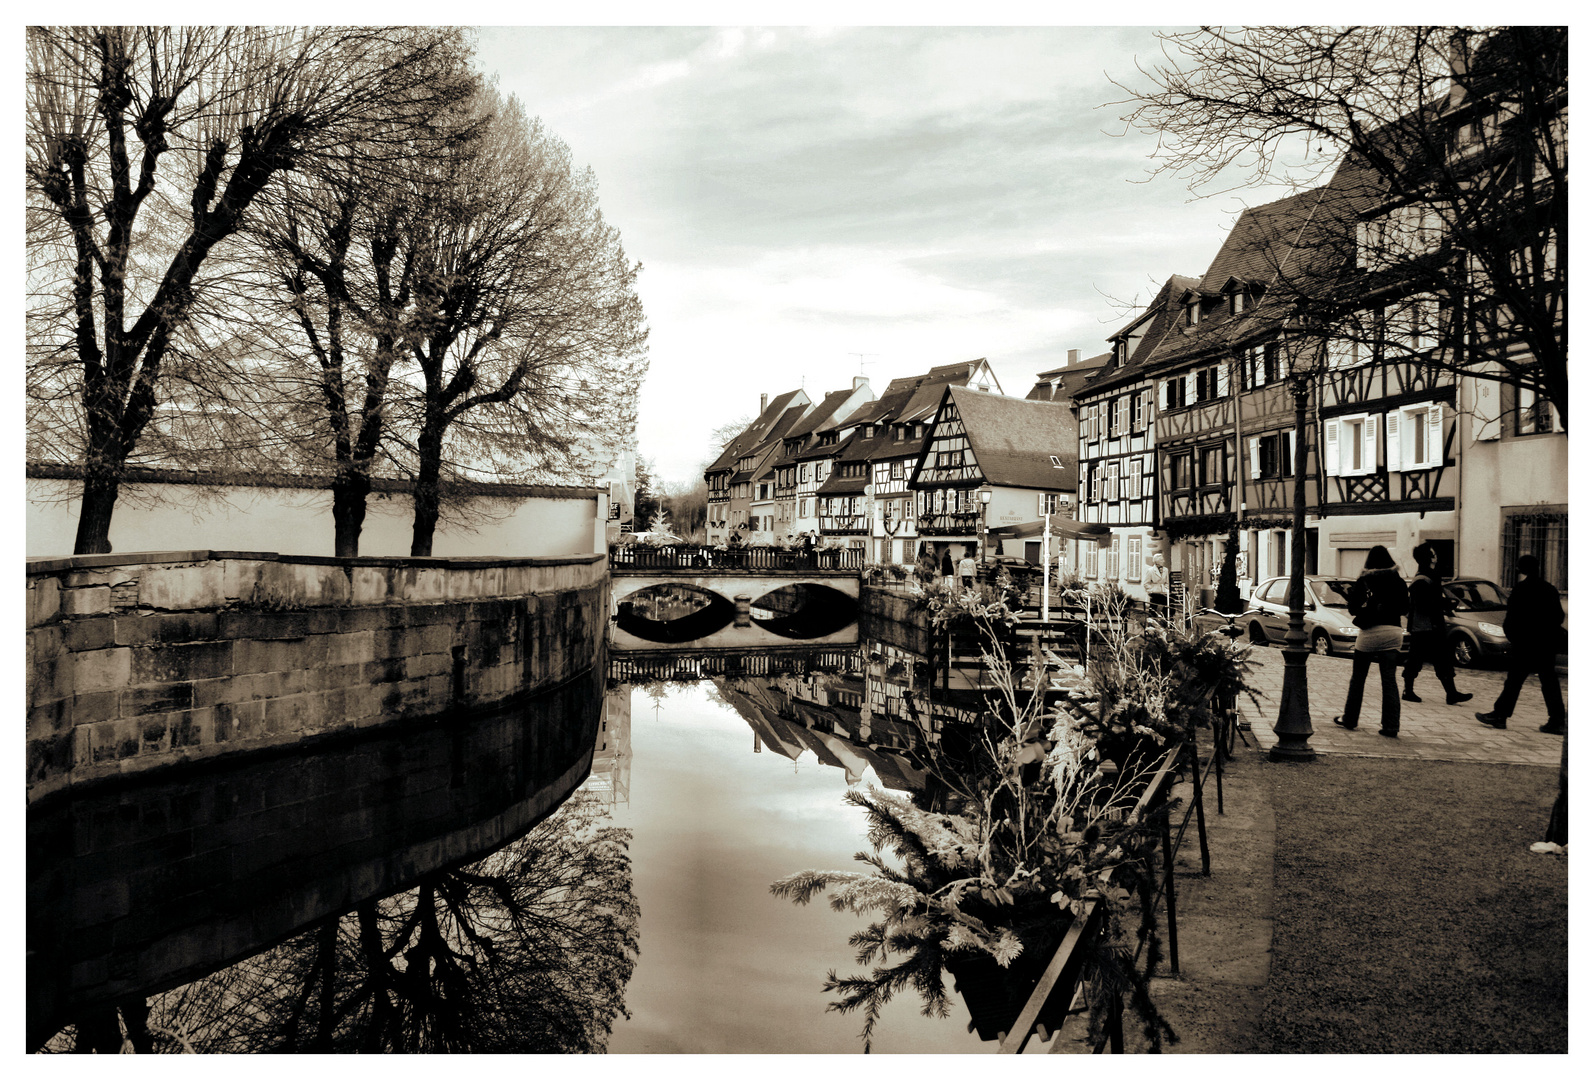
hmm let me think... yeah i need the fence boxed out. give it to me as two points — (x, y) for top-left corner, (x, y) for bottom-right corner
(609, 544), (865, 572)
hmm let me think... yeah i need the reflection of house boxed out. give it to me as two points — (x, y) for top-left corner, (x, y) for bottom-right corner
(910, 386), (1079, 563)
(583, 686), (633, 806)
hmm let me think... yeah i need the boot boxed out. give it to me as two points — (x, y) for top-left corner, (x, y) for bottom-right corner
(1445, 690), (1473, 705)
(1402, 683), (1422, 703)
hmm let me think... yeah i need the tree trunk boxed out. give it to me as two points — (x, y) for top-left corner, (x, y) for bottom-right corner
(72, 471), (122, 555)
(332, 469), (373, 559)
(410, 419), (445, 557)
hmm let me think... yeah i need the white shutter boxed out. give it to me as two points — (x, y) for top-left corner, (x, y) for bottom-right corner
(1038, 491), (1047, 515)
(1248, 436), (1261, 480)
(1362, 415), (1378, 476)
(1142, 388), (1154, 426)
(1427, 403), (1443, 465)
(1130, 456), (1142, 499)
(1184, 371), (1195, 404)
(1160, 381), (1170, 410)
(1217, 362), (1230, 397)
(1386, 411), (1403, 472)
(1079, 462), (1089, 500)
(1287, 430), (1298, 478)
(1323, 420), (1340, 476)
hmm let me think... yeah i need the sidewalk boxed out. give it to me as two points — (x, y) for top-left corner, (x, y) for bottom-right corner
(1234, 644), (1564, 767)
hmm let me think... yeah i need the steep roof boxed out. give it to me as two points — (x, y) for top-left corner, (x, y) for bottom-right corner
(1026, 352), (1111, 404)
(705, 389), (809, 473)
(944, 386), (1078, 489)
(1076, 274), (1201, 398)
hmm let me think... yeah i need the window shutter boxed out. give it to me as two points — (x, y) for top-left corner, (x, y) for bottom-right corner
(1248, 436), (1261, 480)
(1217, 362), (1230, 397)
(1183, 371), (1195, 404)
(1427, 403), (1444, 464)
(1079, 462), (1089, 501)
(1038, 491), (1047, 515)
(1287, 430), (1298, 477)
(1142, 388), (1154, 427)
(1323, 420), (1340, 476)
(1386, 411), (1403, 472)
(1129, 456), (1141, 499)
(1362, 416), (1378, 476)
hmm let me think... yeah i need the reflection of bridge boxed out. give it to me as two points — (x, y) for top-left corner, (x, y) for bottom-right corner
(609, 546), (861, 650)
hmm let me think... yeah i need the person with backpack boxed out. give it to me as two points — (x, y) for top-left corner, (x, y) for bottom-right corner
(1333, 545), (1410, 736)
(1476, 554), (1567, 734)
(1402, 543), (1471, 706)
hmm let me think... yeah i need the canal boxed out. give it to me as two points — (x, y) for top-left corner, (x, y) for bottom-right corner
(30, 611), (999, 1052)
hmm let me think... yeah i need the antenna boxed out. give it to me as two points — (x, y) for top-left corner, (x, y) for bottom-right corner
(849, 352), (878, 375)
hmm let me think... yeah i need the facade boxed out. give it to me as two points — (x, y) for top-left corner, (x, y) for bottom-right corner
(705, 389), (810, 545)
(770, 381), (874, 540)
(910, 385), (1079, 564)
(1066, 283), (1190, 598)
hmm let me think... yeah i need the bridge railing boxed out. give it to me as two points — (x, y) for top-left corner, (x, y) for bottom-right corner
(609, 544), (865, 572)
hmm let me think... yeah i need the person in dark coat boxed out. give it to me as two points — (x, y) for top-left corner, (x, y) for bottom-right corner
(1402, 543), (1471, 706)
(1477, 554), (1566, 734)
(1333, 545), (1409, 736)
(940, 548), (955, 589)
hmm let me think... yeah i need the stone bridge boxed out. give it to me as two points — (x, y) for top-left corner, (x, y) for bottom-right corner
(608, 545), (861, 651)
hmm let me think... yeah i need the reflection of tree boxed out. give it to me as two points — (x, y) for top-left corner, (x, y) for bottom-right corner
(52, 794), (637, 1053)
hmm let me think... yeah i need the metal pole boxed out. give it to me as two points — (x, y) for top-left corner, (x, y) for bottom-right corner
(1042, 514), (1052, 622)
(1271, 372), (1318, 761)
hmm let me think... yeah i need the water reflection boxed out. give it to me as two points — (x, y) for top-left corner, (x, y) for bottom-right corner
(43, 794), (637, 1053)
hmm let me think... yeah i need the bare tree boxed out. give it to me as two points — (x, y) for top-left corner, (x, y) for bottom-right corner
(26, 26), (472, 554)
(238, 67), (482, 556)
(386, 87), (648, 556)
(1118, 26), (1567, 424)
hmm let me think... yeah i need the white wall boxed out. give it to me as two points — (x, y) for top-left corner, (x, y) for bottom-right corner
(27, 480), (599, 559)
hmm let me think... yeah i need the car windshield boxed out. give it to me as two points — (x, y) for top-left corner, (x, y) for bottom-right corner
(1446, 580), (1508, 611)
(1313, 580), (1355, 608)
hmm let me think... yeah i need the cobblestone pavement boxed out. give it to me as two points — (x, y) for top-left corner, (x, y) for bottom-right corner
(1232, 644), (1565, 768)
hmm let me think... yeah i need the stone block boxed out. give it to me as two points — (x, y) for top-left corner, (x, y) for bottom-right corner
(404, 652), (452, 681)
(71, 691), (120, 725)
(322, 630), (375, 667)
(234, 637), (327, 675)
(223, 559), (271, 603)
(61, 585), (113, 616)
(122, 683), (195, 717)
(416, 623), (455, 654)
(397, 567), (448, 603)
(72, 648), (132, 694)
(89, 719), (141, 764)
(263, 693), (312, 736)
(351, 567), (392, 606)
(61, 618), (117, 652)
(139, 563), (226, 611)
(214, 699), (265, 742)
(130, 640), (234, 684)
(362, 656), (408, 685)
(26, 697), (71, 741)
(66, 566), (138, 589)
(140, 716), (171, 755)
(28, 577), (60, 627)
(170, 709), (208, 750)
(27, 731), (76, 789)
(114, 611), (219, 646)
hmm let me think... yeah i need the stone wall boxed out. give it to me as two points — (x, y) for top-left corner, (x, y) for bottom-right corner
(26, 550), (607, 803)
(859, 584), (932, 656)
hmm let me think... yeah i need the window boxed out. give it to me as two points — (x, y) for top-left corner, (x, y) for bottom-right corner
(1130, 391), (1145, 431)
(1083, 539), (1099, 579)
(1186, 299), (1200, 326)
(800, 464), (810, 483)
(1169, 452), (1194, 491)
(1193, 365), (1227, 403)
(1500, 508), (1567, 592)
(1049, 454), (1063, 467)
(890, 460), (904, 479)
(1323, 414), (1376, 477)
(1106, 461), (1120, 501)
(1230, 292), (1247, 316)
(1114, 396), (1129, 436)
(1263, 342), (1280, 384)
(1114, 338), (1129, 366)
(1508, 383), (1561, 436)
(799, 499), (810, 517)
(1126, 537), (1143, 582)
(1039, 492), (1060, 515)
(1105, 536), (1121, 581)
(1199, 444), (1225, 487)
(1164, 377), (1187, 410)
(1388, 403), (1445, 471)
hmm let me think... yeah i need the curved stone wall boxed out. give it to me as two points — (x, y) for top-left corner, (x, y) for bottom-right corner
(25, 550), (607, 803)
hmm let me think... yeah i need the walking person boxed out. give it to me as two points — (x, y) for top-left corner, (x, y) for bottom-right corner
(802, 530), (816, 568)
(1477, 554), (1567, 734)
(958, 546), (977, 592)
(1333, 545), (1409, 737)
(1402, 543), (1472, 706)
(940, 548), (955, 590)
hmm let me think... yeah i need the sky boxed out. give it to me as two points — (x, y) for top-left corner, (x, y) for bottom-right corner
(470, 24), (1297, 487)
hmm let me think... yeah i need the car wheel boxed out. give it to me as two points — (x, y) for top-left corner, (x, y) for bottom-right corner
(1451, 633), (1477, 668)
(1311, 630), (1334, 657)
(1248, 620), (1269, 646)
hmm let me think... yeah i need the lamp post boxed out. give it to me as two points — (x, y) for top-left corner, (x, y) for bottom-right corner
(977, 483), (993, 576)
(1271, 354), (1317, 762)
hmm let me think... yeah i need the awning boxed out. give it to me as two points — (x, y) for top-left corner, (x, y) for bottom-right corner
(989, 518), (1111, 541)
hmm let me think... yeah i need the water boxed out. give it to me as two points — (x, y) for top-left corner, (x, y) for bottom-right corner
(604, 680), (982, 1053)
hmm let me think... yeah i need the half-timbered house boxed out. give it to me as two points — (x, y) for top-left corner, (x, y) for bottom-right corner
(771, 381), (874, 539)
(910, 386), (1078, 564)
(705, 389), (809, 544)
(1066, 277), (1192, 596)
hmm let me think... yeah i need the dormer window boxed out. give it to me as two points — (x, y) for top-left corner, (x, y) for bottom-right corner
(1186, 300), (1201, 327)
(978, 383), (990, 392)
(1229, 292), (1247, 316)
(1114, 339), (1128, 366)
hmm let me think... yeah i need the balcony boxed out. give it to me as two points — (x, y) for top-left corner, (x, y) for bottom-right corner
(819, 515), (870, 536)
(917, 512), (979, 536)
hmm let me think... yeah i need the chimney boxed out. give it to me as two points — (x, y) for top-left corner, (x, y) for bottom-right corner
(760, 393), (768, 413)
(853, 376), (870, 393)
(1447, 30), (1473, 111)
(1068, 349), (1081, 366)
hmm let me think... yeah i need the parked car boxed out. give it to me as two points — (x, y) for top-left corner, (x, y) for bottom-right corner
(1441, 577), (1513, 667)
(1241, 574), (1408, 657)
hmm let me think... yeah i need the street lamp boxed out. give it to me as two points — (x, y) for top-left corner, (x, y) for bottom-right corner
(977, 483), (993, 574)
(1271, 335), (1317, 762)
